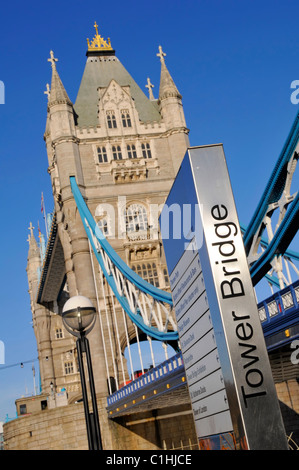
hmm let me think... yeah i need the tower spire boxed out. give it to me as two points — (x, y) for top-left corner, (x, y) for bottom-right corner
(27, 222), (40, 259)
(157, 45), (181, 101)
(47, 50), (72, 106)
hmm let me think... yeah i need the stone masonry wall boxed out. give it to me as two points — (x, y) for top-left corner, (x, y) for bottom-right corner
(4, 399), (197, 451)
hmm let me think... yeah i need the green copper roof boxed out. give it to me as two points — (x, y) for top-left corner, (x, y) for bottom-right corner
(74, 55), (161, 127)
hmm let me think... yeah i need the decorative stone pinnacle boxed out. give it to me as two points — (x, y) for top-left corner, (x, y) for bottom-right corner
(44, 83), (50, 101)
(157, 45), (166, 63)
(28, 222), (35, 237)
(146, 77), (155, 100)
(48, 50), (58, 69)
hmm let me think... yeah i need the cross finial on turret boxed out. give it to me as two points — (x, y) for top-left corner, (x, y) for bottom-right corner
(157, 45), (166, 64)
(44, 83), (50, 101)
(28, 222), (35, 237)
(48, 50), (58, 69)
(145, 77), (155, 100)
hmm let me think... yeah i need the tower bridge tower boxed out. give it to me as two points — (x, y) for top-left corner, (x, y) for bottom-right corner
(26, 22), (190, 441)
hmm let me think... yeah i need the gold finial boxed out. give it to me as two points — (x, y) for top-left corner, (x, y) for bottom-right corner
(87, 21), (113, 52)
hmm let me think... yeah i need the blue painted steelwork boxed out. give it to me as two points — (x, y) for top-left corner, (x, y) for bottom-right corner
(243, 109), (299, 254)
(258, 279), (299, 351)
(71, 174), (298, 344)
(5, 413), (18, 423)
(106, 352), (185, 417)
(242, 110), (299, 285)
(250, 193), (299, 285)
(70, 177), (178, 342)
(241, 224), (299, 288)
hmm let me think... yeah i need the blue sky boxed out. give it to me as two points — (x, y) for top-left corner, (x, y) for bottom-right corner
(0, 0), (298, 420)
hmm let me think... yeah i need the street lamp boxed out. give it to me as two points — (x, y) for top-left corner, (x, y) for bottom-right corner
(62, 295), (102, 450)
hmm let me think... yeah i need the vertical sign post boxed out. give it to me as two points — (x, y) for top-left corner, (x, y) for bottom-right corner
(160, 145), (288, 450)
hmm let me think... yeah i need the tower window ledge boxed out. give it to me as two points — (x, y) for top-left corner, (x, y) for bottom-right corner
(112, 166), (147, 184)
(111, 157), (146, 169)
(111, 157), (159, 171)
(124, 237), (160, 249)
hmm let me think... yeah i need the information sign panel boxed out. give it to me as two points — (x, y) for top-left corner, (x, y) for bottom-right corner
(160, 145), (288, 450)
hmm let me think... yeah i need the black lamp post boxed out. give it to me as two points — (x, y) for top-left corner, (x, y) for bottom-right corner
(62, 295), (102, 450)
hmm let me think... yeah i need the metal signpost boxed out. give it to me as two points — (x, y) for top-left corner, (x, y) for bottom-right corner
(160, 145), (288, 450)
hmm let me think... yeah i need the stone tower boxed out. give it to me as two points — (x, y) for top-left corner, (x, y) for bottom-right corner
(27, 23), (189, 421)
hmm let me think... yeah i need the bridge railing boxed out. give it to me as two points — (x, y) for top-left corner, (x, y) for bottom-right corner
(258, 279), (299, 350)
(106, 352), (185, 418)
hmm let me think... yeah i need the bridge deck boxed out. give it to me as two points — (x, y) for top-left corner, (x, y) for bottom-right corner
(106, 352), (189, 418)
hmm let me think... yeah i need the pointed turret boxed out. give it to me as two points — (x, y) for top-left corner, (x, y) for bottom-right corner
(157, 46), (181, 101)
(26, 222), (56, 396)
(27, 222), (41, 265)
(156, 45), (186, 131)
(47, 51), (72, 107)
(27, 222), (42, 303)
(156, 45), (189, 173)
(44, 50), (84, 190)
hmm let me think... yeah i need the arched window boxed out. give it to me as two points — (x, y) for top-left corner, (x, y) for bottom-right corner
(127, 144), (137, 159)
(112, 145), (122, 160)
(141, 143), (152, 159)
(125, 204), (148, 234)
(132, 263), (159, 287)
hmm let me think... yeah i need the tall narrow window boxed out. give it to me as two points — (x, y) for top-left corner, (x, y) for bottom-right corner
(121, 110), (132, 128)
(141, 143), (152, 159)
(112, 145), (122, 160)
(127, 144), (137, 159)
(106, 111), (117, 129)
(163, 268), (169, 285)
(97, 146), (108, 163)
